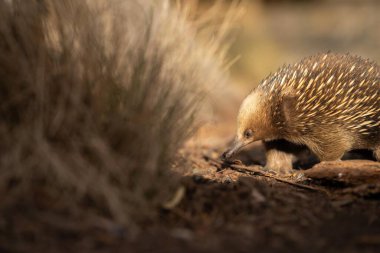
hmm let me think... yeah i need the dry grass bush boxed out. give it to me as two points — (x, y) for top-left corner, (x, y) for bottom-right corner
(0, 0), (233, 239)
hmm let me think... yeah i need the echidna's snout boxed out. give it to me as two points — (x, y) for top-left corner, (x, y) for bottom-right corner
(221, 139), (246, 161)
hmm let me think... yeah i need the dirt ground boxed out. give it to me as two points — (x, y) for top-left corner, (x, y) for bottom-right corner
(2, 125), (379, 253)
(2, 124), (379, 253)
(138, 141), (380, 253)
(94, 139), (379, 253)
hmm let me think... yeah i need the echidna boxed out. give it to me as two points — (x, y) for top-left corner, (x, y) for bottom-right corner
(223, 53), (380, 173)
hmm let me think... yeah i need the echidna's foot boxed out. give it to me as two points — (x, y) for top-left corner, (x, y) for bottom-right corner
(264, 149), (295, 175)
(263, 162), (293, 175)
(294, 171), (306, 181)
(263, 167), (291, 176)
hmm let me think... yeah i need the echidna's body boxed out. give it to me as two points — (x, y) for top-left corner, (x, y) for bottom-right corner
(223, 53), (380, 173)
(260, 53), (380, 153)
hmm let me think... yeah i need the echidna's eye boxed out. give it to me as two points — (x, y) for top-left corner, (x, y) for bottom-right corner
(244, 129), (253, 139)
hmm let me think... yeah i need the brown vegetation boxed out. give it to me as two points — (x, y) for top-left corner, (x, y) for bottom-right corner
(0, 0), (232, 247)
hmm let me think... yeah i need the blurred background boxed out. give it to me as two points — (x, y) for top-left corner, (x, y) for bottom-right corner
(181, 0), (380, 146)
(182, 0), (380, 90)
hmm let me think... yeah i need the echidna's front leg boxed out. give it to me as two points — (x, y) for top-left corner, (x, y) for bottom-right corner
(263, 139), (304, 174)
(374, 148), (380, 161)
(264, 148), (295, 174)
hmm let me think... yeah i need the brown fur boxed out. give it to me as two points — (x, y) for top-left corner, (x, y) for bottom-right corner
(263, 139), (308, 173)
(228, 53), (380, 172)
(374, 148), (380, 161)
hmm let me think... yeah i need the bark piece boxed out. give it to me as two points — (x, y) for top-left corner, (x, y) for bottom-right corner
(304, 160), (380, 186)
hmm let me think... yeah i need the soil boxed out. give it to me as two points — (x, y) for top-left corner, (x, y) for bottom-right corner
(140, 143), (380, 253)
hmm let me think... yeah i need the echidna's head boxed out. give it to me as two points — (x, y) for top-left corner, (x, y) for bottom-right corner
(223, 89), (274, 160)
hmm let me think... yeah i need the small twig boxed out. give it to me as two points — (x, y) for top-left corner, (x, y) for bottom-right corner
(204, 155), (328, 194)
(231, 163), (328, 193)
(228, 163), (267, 176)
